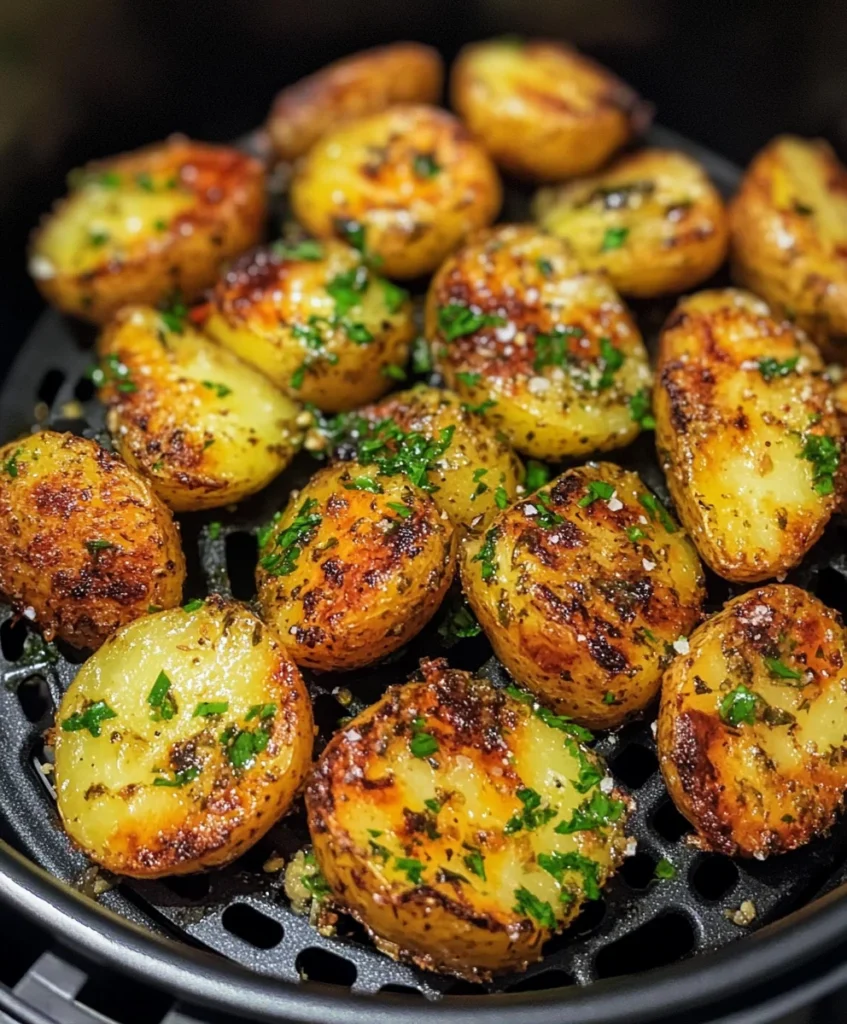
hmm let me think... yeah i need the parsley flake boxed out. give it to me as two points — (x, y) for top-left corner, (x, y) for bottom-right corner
(758, 356), (799, 381)
(578, 480), (615, 507)
(193, 701), (229, 717)
(628, 387), (655, 429)
(639, 492), (677, 532)
(61, 700), (117, 737)
(259, 497), (322, 576)
(395, 857), (425, 885)
(600, 226), (629, 252)
(201, 380), (232, 398)
(654, 857), (676, 880)
(537, 849), (601, 900)
(412, 152), (440, 178)
(555, 790), (625, 835)
(148, 670), (176, 722)
(800, 434), (840, 496)
(764, 657), (802, 681)
(153, 766), (201, 787)
(409, 716), (439, 759)
(437, 303), (506, 341)
(513, 886), (556, 928)
(719, 684), (758, 727)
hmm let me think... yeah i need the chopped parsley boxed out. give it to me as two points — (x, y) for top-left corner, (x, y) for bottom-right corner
(800, 433), (839, 496)
(792, 200), (814, 216)
(201, 380), (232, 398)
(764, 657), (802, 681)
(194, 701), (229, 717)
(504, 685), (593, 743)
(626, 526), (646, 542)
(639, 492), (677, 532)
(381, 364), (407, 381)
(536, 257), (554, 278)
(61, 700), (117, 737)
(153, 766), (200, 788)
(328, 419), (455, 492)
(424, 798), (441, 814)
(88, 229), (110, 247)
(3, 447), (23, 478)
(395, 857), (425, 885)
(159, 293), (188, 334)
(183, 598), (204, 612)
(207, 521), (222, 541)
(335, 218), (366, 253)
(463, 848), (486, 880)
(719, 684), (758, 727)
(221, 720), (272, 771)
(85, 539), (115, 558)
(246, 702), (277, 721)
(344, 475), (383, 493)
(578, 480), (615, 507)
(87, 353), (137, 393)
(534, 491), (564, 528)
(409, 716), (439, 759)
(369, 839), (391, 861)
(494, 485), (509, 509)
(326, 265), (369, 317)
(456, 371), (482, 386)
(525, 460), (551, 493)
(437, 303), (506, 341)
(473, 527), (498, 581)
(512, 887), (556, 928)
(555, 790), (625, 835)
(148, 670), (176, 722)
(302, 853), (332, 899)
(504, 787), (557, 835)
(381, 279), (409, 314)
(597, 337), (625, 390)
(387, 501), (412, 519)
(411, 336), (433, 374)
(412, 152), (440, 178)
(537, 850), (601, 900)
(259, 497), (322, 576)
(271, 239), (324, 261)
(603, 691), (616, 704)
(629, 388), (655, 429)
(758, 356), (799, 381)
(533, 325), (584, 373)
(600, 226), (629, 252)
(462, 398), (497, 415)
(654, 857), (676, 880)
(567, 739), (604, 793)
(438, 597), (482, 646)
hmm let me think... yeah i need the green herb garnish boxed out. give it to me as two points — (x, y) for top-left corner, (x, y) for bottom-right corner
(504, 787), (557, 835)
(344, 475), (384, 493)
(456, 371), (482, 386)
(409, 716), (439, 759)
(513, 886), (556, 927)
(148, 670), (176, 722)
(524, 460), (550, 493)
(536, 257), (554, 278)
(600, 226), (629, 252)
(597, 337), (624, 390)
(61, 701), (117, 737)
(159, 293), (188, 334)
(800, 433), (840, 496)
(538, 849), (601, 900)
(494, 485), (509, 509)
(201, 380), (232, 398)
(272, 239), (324, 261)
(758, 356), (799, 381)
(382, 279), (409, 314)
(245, 703), (277, 721)
(578, 480), (615, 507)
(259, 497), (322, 576)
(555, 790), (625, 835)
(395, 857), (425, 885)
(193, 701), (229, 717)
(3, 447), (23, 478)
(438, 598), (482, 645)
(183, 598), (204, 612)
(463, 849), (486, 881)
(437, 303), (506, 341)
(628, 388), (655, 429)
(764, 657), (802, 681)
(719, 684), (758, 727)
(382, 364), (407, 382)
(654, 858), (676, 880)
(533, 325), (584, 372)
(639, 492), (677, 532)
(411, 336), (432, 374)
(626, 526), (646, 542)
(473, 527), (498, 581)
(153, 766), (200, 787)
(87, 353), (137, 393)
(412, 152), (440, 178)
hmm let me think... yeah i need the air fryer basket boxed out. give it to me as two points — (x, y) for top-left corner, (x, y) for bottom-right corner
(4, 125), (847, 1023)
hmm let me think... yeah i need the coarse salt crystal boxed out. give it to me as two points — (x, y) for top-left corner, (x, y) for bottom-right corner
(599, 776), (614, 793)
(672, 636), (690, 655)
(642, 558), (656, 571)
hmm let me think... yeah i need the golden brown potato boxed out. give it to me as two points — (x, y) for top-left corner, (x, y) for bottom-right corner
(427, 224), (652, 460)
(289, 105), (501, 279)
(461, 462), (705, 729)
(96, 306), (304, 512)
(730, 135), (847, 356)
(658, 584), (847, 858)
(307, 659), (631, 979)
(0, 431), (185, 649)
(655, 289), (843, 583)
(451, 38), (649, 182)
(203, 239), (414, 411)
(267, 43), (443, 161)
(256, 462), (456, 671)
(322, 385), (524, 530)
(534, 149), (729, 298)
(28, 137), (266, 324)
(53, 596), (314, 877)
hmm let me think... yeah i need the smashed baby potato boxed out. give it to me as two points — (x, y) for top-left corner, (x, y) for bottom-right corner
(654, 288), (842, 583)
(730, 135), (847, 356)
(97, 306), (304, 511)
(306, 659), (631, 979)
(534, 149), (729, 298)
(203, 238), (414, 411)
(427, 224), (652, 460)
(461, 462), (705, 729)
(53, 596), (314, 877)
(0, 431), (185, 649)
(659, 584), (847, 858)
(29, 137), (266, 324)
(451, 38), (649, 182)
(289, 105), (502, 278)
(267, 42), (443, 161)
(256, 462), (456, 672)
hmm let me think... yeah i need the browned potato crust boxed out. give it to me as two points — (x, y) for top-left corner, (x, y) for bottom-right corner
(307, 659), (630, 979)
(461, 463), (706, 729)
(256, 462), (456, 671)
(451, 38), (649, 181)
(0, 431), (185, 648)
(534, 149), (729, 298)
(655, 289), (843, 583)
(730, 135), (847, 356)
(267, 43), (443, 160)
(659, 584), (847, 858)
(289, 105), (502, 278)
(29, 138), (266, 324)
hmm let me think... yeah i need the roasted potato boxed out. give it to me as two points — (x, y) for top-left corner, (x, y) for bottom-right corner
(306, 659), (631, 979)
(28, 137), (266, 324)
(533, 149), (729, 298)
(203, 239), (414, 411)
(730, 135), (847, 356)
(256, 462), (456, 671)
(427, 225), (652, 460)
(324, 385), (524, 530)
(461, 463), (705, 729)
(53, 596), (314, 877)
(96, 306), (303, 512)
(0, 431), (185, 649)
(655, 289), (842, 583)
(451, 38), (649, 182)
(659, 584), (847, 858)
(289, 105), (501, 279)
(267, 43), (443, 161)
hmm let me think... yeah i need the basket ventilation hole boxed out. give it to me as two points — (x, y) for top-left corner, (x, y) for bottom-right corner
(221, 904), (284, 949)
(506, 969), (576, 993)
(160, 874), (212, 901)
(225, 531), (258, 601)
(16, 675), (52, 723)
(379, 984), (425, 998)
(594, 911), (696, 979)
(0, 617), (27, 661)
(76, 968), (173, 1024)
(74, 375), (96, 402)
(610, 744), (658, 789)
(295, 947), (357, 987)
(0, 913), (51, 988)
(37, 369), (65, 407)
(54, 638), (90, 665)
(313, 691), (348, 735)
(691, 854), (739, 901)
(619, 851), (657, 890)
(653, 798), (694, 842)
(541, 898), (606, 960)
(809, 566), (847, 619)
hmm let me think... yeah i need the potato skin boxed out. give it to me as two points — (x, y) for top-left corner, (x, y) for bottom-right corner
(97, 306), (304, 511)
(203, 239), (414, 411)
(0, 432), (185, 649)
(306, 659), (630, 979)
(659, 584), (847, 858)
(268, 43), (443, 161)
(534, 149), (729, 298)
(28, 137), (266, 324)
(655, 289), (842, 583)
(53, 597), (314, 877)
(427, 224), (652, 460)
(461, 463), (705, 729)
(290, 105), (501, 279)
(256, 463), (456, 671)
(451, 39), (649, 182)
(730, 136), (847, 356)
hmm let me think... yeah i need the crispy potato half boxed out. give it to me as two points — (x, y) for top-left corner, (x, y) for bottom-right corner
(655, 288), (842, 583)
(306, 659), (631, 979)
(461, 463), (705, 729)
(256, 462), (456, 671)
(203, 239), (414, 411)
(451, 38), (649, 182)
(659, 584), (847, 858)
(29, 137), (266, 324)
(427, 224), (652, 460)
(324, 385), (524, 530)
(97, 306), (304, 511)
(53, 597), (314, 877)
(0, 431), (185, 649)
(534, 149), (729, 298)
(289, 105), (501, 279)
(730, 135), (847, 356)
(268, 43), (443, 161)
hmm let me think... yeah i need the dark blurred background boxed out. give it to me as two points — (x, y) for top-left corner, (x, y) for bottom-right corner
(1, 0), (846, 367)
